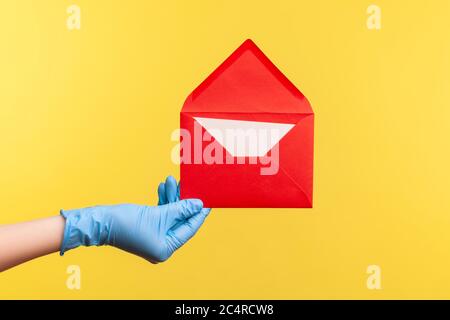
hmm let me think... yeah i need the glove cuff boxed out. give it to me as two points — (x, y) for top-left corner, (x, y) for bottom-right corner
(59, 206), (112, 256)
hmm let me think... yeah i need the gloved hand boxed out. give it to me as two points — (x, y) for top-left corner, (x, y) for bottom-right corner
(60, 177), (211, 263)
(158, 175), (180, 205)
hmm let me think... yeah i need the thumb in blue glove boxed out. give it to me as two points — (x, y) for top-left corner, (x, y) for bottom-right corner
(60, 183), (210, 263)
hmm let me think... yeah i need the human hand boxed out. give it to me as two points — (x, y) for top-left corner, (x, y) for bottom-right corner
(157, 175), (180, 204)
(60, 177), (211, 263)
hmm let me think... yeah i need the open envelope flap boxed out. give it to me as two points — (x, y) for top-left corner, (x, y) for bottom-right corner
(182, 39), (313, 115)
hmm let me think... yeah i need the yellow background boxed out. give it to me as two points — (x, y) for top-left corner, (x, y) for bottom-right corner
(1, 0), (450, 299)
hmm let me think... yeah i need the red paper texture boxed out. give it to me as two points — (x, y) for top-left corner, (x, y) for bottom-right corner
(180, 39), (314, 208)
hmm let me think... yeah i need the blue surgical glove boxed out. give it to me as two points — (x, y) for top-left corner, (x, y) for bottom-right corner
(60, 178), (211, 263)
(158, 175), (180, 205)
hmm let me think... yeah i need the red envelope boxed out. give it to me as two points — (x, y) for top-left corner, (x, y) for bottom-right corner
(180, 39), (314, 208)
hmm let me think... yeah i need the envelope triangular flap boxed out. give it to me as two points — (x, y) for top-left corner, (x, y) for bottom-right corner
(182, 39), (313, 115)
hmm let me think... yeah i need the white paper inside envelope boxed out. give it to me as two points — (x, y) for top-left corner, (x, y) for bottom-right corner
(193, 117), (295, 157)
